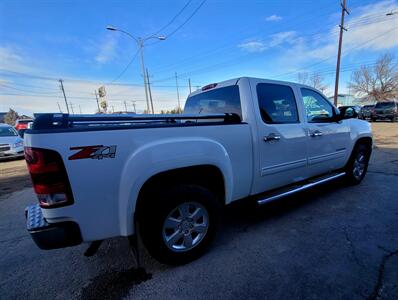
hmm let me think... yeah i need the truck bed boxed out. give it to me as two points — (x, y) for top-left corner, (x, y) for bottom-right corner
(29, 113), (242, 133)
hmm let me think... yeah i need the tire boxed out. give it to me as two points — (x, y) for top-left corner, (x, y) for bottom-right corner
(138, 184), (220, 265)
(345, 143), (371, 185)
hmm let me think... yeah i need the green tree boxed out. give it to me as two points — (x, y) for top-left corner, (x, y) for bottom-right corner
(4, 108), (19, 126)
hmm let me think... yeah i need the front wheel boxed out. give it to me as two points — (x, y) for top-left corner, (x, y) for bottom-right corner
(138, 185), (220, 265)
(345, 144), (371, 185)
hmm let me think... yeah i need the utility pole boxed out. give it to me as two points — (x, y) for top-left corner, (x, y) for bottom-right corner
(131, 101), (137, 113)
(146, 68), (154, 114)
(333, 0), (350, 106)
(111, 105), (115, 113)
(175, 72), (181, 113)
(94, 90), (100, 112)
(124, 101), (128, 112)
(59, 79), (70, 114)
(79, 105), (82, 114)
(57, 102), (62, 113)
(188, 78), (192, 94)
(139, 39), (151, 114)
(69, 103), (75, 114)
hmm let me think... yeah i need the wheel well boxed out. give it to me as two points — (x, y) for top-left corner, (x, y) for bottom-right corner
(136, 165), (225, 218)
(355, 137), (373, 150)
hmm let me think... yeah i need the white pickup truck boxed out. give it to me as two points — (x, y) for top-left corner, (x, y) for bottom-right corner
(24, 77), (372, 264)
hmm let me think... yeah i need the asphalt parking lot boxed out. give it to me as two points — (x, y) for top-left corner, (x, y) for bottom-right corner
(0, 122), (397, 300)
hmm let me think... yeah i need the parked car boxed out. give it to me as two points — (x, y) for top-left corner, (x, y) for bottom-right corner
(15, 118), (33, 137)
(371, 101), (398, 122)
(15, 118), (33, 130)
(0, 123), (24, 159)
(358, 105), (375, 120)
(23, 77), (372, 265)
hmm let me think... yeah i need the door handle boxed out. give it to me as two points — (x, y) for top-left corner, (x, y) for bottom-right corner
(310, 130), (323, 137)
(264, 133), (281, 142)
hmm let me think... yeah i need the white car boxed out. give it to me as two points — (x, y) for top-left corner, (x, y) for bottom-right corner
(0, 123), (24, 159)
(24, 77), (372, 264)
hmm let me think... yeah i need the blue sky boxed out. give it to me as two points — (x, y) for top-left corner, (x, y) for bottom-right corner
(0, 0), (397, 115)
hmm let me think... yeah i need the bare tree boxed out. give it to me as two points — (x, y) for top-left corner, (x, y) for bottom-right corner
(4, 108), (19, 126)
(297, 72), (309, 85)
(349, 53), (398, 101)
(297, 72), (327, 93)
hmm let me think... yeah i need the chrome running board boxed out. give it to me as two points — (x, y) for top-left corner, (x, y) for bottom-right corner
(257, 172), (346, 205)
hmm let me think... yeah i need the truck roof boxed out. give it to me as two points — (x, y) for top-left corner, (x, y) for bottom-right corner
(189, 77), (304, 98)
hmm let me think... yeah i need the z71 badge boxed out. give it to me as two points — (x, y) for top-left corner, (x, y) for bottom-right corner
(69, 145), (117, 160)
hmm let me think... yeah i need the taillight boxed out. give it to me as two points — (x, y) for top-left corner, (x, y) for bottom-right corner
(24, 147), (74, 208)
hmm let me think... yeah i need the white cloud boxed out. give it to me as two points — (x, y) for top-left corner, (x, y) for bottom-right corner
(263, 0), (398, 80)
(343, 1), (398, 50)
(269, 31), (297, 47)
(265, 14), (282, 22)
(238, 41), (267, 53)
(0, 46), (34, 73)
(0, 42), (183, 115)
(238, 31), (297, 53)
(95, 35), (118, 64)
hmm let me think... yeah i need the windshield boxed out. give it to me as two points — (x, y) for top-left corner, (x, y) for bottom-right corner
(375, 102), (395, 108)
(0, 126), (18, 137)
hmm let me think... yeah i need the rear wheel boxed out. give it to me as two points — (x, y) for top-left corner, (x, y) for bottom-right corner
(345, 143), (371, 185)
(138, 184), (220, 265)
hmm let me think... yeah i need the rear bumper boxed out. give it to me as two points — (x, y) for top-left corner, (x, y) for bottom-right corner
(25, 204), (82, 250)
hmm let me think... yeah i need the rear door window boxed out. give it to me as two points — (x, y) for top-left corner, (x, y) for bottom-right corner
(184, 85), (242, 119)
(256, 83), (299, 124)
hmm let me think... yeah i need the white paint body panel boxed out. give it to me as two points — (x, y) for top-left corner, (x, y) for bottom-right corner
(24, 77), (372, 242)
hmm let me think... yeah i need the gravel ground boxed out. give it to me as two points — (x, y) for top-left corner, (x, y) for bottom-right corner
(0, 122), (397, 300)
(0, 157), (30, 197)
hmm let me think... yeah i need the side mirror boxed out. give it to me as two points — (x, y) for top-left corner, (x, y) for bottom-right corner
(337, 107), (358, 120)
(345, 107), (356, 118)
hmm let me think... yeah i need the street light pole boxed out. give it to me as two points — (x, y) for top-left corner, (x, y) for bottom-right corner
(106, 26), (166, 114)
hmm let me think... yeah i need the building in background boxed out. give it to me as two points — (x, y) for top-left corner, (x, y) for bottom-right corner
(328, 94), (372, 107)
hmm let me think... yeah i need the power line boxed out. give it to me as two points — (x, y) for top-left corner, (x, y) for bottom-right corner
(151, 0), (193, 36)
(0, 83), (60, 95)
(0, 81), (59, 91)
(149, 11), (395, 77)
(107, 49), (140, 84)
(0, 93), (184, 103)
(149, 9), (340, 74)
(161, 0), (207, 39)
(273, 26), (398, 80)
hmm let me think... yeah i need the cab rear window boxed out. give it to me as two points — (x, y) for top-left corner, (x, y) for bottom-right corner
(184, 86), (242, 119)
